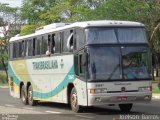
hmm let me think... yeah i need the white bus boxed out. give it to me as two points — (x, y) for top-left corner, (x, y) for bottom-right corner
(8, 20), (152, 112)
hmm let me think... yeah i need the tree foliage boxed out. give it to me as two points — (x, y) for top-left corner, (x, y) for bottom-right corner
(20, 24), (37, 35)
(0, 3), (22, 81)
(20, 0), (160, 75)
(21, 0), (57, 24)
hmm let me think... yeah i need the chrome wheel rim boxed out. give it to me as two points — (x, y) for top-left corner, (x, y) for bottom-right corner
(71, 92), (77, 109)
(28, 89), (32, 102)
(22, 91), (25, 102)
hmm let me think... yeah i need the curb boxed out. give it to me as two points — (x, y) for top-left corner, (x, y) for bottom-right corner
(152, 94), (160, 100)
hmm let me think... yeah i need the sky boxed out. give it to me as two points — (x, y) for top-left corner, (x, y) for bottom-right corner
(0, 0), (22, 8)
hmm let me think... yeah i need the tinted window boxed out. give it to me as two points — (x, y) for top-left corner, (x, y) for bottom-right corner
(9, 43), (13, 59)
(36, 36), (41, 55)
(62, 30), (70, 52)
(88, 47), (121, 80)
(86, 28), (117, 44)
(13, 43), (15, 58)
(32, 38), (36, 56)
(117, 28), (147, 43)
(18, 42), (22, 57)
(74, 54), (79, 76)
(41, 35), (47, 54)
(55, 33), (61, 53)
(51, 34), (55, 54)
(28, 39), (33, 56)
(14, 42), (19, 58)
(21, 41), (25, 57)
(86, 28), (147, 44)
(122, 47), (151, 79)
(76, 29), (85, 50)
(24, 40), (28, 56)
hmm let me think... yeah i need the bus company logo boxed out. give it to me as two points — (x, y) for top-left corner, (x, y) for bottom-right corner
(121, 87), (126, 92)
(32, 60), (58, 70)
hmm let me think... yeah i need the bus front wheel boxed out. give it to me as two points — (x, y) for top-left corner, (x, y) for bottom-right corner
(70, 87), (82, 113)
(119, 103), (133, 112)
(28, 85), (37, 106)
(21, 85), (28, 105)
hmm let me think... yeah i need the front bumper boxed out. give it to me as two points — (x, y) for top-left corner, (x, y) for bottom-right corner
(88, 92), (152, 106)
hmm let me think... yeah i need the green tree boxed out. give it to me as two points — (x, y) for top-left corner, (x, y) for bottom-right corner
(0, 3), (22, 82)
(21, 0), (56, 24)
(20, 0), (160, 76)
(20, 24), (37, 35)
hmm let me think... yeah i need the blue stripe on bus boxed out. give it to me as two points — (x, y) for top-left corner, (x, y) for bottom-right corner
(33, 66), (76, 99)
(8, 63), (21, 85)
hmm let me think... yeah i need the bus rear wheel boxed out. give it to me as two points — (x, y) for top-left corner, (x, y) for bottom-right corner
(21, 85), (28, 105)
(28, 85), (37, 106)
(70, 87), (82, 113)
(119, 103), (133, 112)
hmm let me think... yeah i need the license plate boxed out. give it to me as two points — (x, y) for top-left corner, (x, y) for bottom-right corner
(117, 96), (128, 101)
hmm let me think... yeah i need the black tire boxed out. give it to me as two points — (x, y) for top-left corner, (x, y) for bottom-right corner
(119, 103), (133, 112)
(28, 85), (37, 106)
(70, 87), (83, 113)
(21, 85), (28, 105)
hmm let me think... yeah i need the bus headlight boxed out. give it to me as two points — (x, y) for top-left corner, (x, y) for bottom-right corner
(138, 86), (151, 92)
(90, 88), (107, 94)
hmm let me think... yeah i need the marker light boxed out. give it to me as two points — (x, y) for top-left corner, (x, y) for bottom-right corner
(138, 86), (151, 92)
(90, 88), (107, 94)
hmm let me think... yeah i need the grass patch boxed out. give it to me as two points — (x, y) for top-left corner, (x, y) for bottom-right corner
(152, 77), (160, 83)
(152, 87), (160, 93)
(152, 80), (159, 83)
(0, 82), (8, 86)
(0, 71), (7, 86)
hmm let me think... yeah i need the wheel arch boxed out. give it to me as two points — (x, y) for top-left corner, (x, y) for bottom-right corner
(20, 82), (24, 98)
(26, 82), (31, 95)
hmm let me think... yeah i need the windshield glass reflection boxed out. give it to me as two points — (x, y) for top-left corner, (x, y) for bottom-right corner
(122, 47), (151, 79)
(88, 47), (121, 80)
(87, 46), (151, 81)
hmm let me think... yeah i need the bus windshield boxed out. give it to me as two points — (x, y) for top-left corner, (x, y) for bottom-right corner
(122, 47), (151, 80)
(86, 27), (147, 44)
(87, 46), (151, 81)
(88, 47), (121, 80)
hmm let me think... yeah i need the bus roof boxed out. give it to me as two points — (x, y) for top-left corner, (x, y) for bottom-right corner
(9, 20), (144, 42)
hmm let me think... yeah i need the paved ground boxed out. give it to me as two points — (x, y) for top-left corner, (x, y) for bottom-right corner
(0, 88), (160, 120)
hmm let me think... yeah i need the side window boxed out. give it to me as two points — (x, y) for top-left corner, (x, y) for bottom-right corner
(21, 41), (25, 57)
(13, 43), (17, 58)
(25, 40), (28, 57)
(9, 43), (13, 59)
(79, 52), (86, 78)
(15, 42), (19, 58)
(28, 39), (33, 56)
(75, 28), (85, 50)
(47, 34), (51, 54)
(74, 51), (86, 79)
(74, 54), (79, 76)
(18, 42), (22, 57)
(55, 33), (61, 53)
(51, 34), (55, 54)
(42, 35), (47, 55)
(67, 30), (74, 52)
(36, 36), (41, 55)
(62, 30), (70, 52)
(33, 38), (36, 56)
